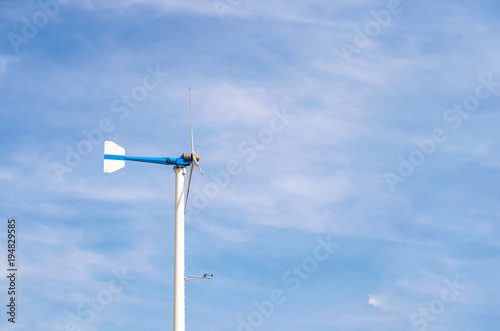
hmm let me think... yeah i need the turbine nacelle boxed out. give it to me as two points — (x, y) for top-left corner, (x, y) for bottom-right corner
(183, 153), (200, 162)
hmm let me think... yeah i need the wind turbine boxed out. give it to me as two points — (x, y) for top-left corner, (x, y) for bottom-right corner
(103, 87), (203, 331)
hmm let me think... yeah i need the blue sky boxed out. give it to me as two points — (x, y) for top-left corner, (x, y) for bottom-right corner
(1, 0), (500, 330)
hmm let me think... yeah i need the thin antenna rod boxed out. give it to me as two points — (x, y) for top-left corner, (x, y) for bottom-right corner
(190, 86), (194, 154)
(185, 164), (193, 214)
(185, 86), (194, 214)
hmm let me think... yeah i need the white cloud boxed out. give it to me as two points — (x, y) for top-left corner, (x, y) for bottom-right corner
(72, 0), (373, 21)
(367, 294), (401, 312)
(0, 55), (15, 75)
(0, 167), (16, 180)
(197, 82), (280, 127)
(71, 0), (220, 15)
(368, 294), (382, 308)
(2, 1), (500, 329)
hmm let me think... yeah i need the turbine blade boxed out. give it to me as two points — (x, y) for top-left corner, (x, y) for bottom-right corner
(192, 154), (203, 175)
(184, 164), (194, 214)
(190, 86), (194, 154)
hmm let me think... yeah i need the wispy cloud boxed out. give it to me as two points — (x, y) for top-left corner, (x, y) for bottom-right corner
(1, 0), (500, 330)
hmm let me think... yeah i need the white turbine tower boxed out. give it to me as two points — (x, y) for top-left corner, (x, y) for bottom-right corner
(103, 87), (203, 331)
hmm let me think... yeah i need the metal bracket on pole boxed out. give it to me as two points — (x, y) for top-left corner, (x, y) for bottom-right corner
(185, 273), (214, 280)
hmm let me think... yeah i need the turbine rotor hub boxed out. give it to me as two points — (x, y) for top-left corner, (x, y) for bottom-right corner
(183, 153), (201, 163)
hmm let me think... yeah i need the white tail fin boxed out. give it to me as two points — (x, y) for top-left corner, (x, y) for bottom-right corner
(104, 141), (126, 173)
